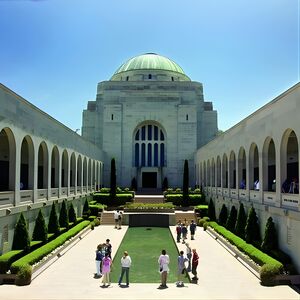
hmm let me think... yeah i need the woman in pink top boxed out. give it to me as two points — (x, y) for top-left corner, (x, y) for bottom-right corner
(101, 253), (112, 286)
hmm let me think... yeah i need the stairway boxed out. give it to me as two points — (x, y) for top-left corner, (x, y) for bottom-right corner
(175, 211), (197, 225)
(100, 211), (116, 225)
(134, 195), (164, 204)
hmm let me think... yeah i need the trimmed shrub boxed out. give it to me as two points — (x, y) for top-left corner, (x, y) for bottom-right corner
(208, 198), (216, 221)
(48, 202), (60, 235)
(261, 217), (278, 253)
(245, 207), (260, 244)
(226, 205), (237, 232)
(235, 203), (246, 239)
(82, 198), (90, 218)
(94, 218), (101, 226)
(203, 222), (208, 231)
(218, 204), (228, 226)
(30, 240), (43, 252)
(15, 264), (32, 286)
(12, 213), (30, 252)
(110, 158), (116, 200)
(11, 221), (90, 274)
(0, 250), (23, 273)
(260, 264), (282, 286)
(32, 209), (47, 243)
(93, 193), (133, 206)
(100, 187), (110, 193)
(182, 160), (189, 207)
(59, 200), (69, 229)
(198, 218), (206, 227)
(68, 203), (77, 224)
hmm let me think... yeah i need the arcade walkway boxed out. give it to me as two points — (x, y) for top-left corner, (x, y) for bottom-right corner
(0, 225), (298, 300)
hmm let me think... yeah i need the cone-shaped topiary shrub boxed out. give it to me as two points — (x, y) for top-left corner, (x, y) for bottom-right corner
(245, 206), (260, 244)
(12, 213), (30, 252)
(68, 202), (77, 224)
(226, 205), (237, 232)
(182, 159), (189, 207)
(110, 158), (116, 201)
(208, 198), (216, 221)
(261, 217), (278, 253)
(32, 209), (47, 242)
(59, 200), (69, 229)
(218, 204), (228, 226)
(48, 202), (60, 235)
(235, 203), (246, 239)
(82, 198), (90, 218)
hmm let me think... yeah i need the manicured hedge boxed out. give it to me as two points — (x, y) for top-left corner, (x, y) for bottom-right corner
(10, 220), (90, 274)
(209, 221), (283, 284)
(93, 193), (133, 206)
(89, 204), (106, 216)
(165, 194), (204, 206)
(0, 250), (23, 273)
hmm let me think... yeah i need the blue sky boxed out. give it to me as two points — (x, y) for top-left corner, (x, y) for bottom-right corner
(0, 0), (299, 133)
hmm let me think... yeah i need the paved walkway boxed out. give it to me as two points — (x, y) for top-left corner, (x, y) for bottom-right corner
(0, 224), (299, 300)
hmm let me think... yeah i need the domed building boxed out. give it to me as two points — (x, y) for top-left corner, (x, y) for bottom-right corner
(82, 53), (218, 189)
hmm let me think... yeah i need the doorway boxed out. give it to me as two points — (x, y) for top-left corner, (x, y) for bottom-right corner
(142, 172), (157, 188)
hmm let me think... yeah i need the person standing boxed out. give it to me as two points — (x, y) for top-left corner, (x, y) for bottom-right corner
(177, 250), (188, 287)
(105, 239), (112, 258)
(176, 221), (182, 243)
(189, 220), (197, 240)
(118, 211), (123, 229)
(114, 210), (119, 229)
(94, 244), (103, 278)
(158, 249), (170, 288)
(118, 251), (132, 287)
(181, 224), (187, 243)
(101, 253), (112, 287)
(192, 248), (199, 281)
(185, 242), (192, 272)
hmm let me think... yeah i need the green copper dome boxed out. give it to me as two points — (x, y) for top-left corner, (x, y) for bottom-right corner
(113, 53), (186, 75)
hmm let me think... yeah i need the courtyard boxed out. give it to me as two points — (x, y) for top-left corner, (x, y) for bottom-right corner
(0, 224), (298, 300)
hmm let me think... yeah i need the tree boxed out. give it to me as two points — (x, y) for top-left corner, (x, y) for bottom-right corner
(182, 159), (189, 207)
(218, 204), (228, 226)
(59, 200), (69, 229)
(162, 177), (168, 191)
(110, 158), (116, 200)
(226, 205), (237, 232)
(245, 207), (260, 244)
(208, 198), (216, 221)
(32, 209), (47, 242)
(82, 198), (90, 218)
(131, 177), (137, 191)
(12, 213), (30, 252)
(68, 202), (77, 224)
(48, 202), (60, 235)
(235, 203), (246, 239)
(261, 217), (278, 253)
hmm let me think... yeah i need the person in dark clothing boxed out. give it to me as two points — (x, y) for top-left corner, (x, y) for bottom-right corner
(192, 248), (199, 281)
(189, 220), (197, 240)
(105, 239), (112, 258)
(176, 222), (182, 243)
(94, 244), (103, 278)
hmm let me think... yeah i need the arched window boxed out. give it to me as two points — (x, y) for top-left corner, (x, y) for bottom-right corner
(134, 123), (166, 167)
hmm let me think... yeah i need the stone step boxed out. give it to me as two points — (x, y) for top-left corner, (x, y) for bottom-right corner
(100, 212), (115, 225)
(134, 195), (164, 204)
(175, 211), (197, 224)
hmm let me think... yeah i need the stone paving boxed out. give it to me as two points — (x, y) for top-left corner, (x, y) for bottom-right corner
(0, 224), (299, 300)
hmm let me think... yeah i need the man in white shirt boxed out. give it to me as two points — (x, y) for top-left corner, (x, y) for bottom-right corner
(118, 251), (132, 287)
(114, 210), (119, 229)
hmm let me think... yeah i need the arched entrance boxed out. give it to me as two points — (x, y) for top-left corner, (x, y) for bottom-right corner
(133, 123), (166, 190)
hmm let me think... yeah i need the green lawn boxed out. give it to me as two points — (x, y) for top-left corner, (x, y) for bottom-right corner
(110, 227), (189, 283)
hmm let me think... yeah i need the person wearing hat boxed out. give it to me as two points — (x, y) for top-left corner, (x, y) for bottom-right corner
(118, 251), (132, 287)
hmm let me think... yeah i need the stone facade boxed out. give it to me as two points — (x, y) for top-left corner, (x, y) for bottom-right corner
(82, 53), (218, 189)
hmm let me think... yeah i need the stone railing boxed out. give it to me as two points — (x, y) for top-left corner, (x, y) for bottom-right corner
(37, 189), (47, 200)
(263, 192), (276, 206)
(281, 193), (299, 209)
(0, 191), (14, 206)
(20, 190), (33, 202)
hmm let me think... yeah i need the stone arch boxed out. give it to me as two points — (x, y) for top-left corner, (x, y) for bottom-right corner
(51, 146), (59, 188)
(211, 158), (215, 187)
(0, 127), (16, 191)
(20, 135), (34, 190)
(238, 147), (246, 189)
(61, 150), (69, 188)
(249, 143), (259, 190)
(216, 156), (221, 187)
(70, 152), (76, 187)
(262, 137), (276, 191)
(83, 157), (87, 188)
(77, 154), (82, 187)
(37, 141), (48, 189)
(88, 158), (92, 189)
(280, 129), (299, 193)
(222, 153), (228, 188)
(203, 161), (207, 186)
(229, 151), (236, 188)
(207, 159), (211, 186)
